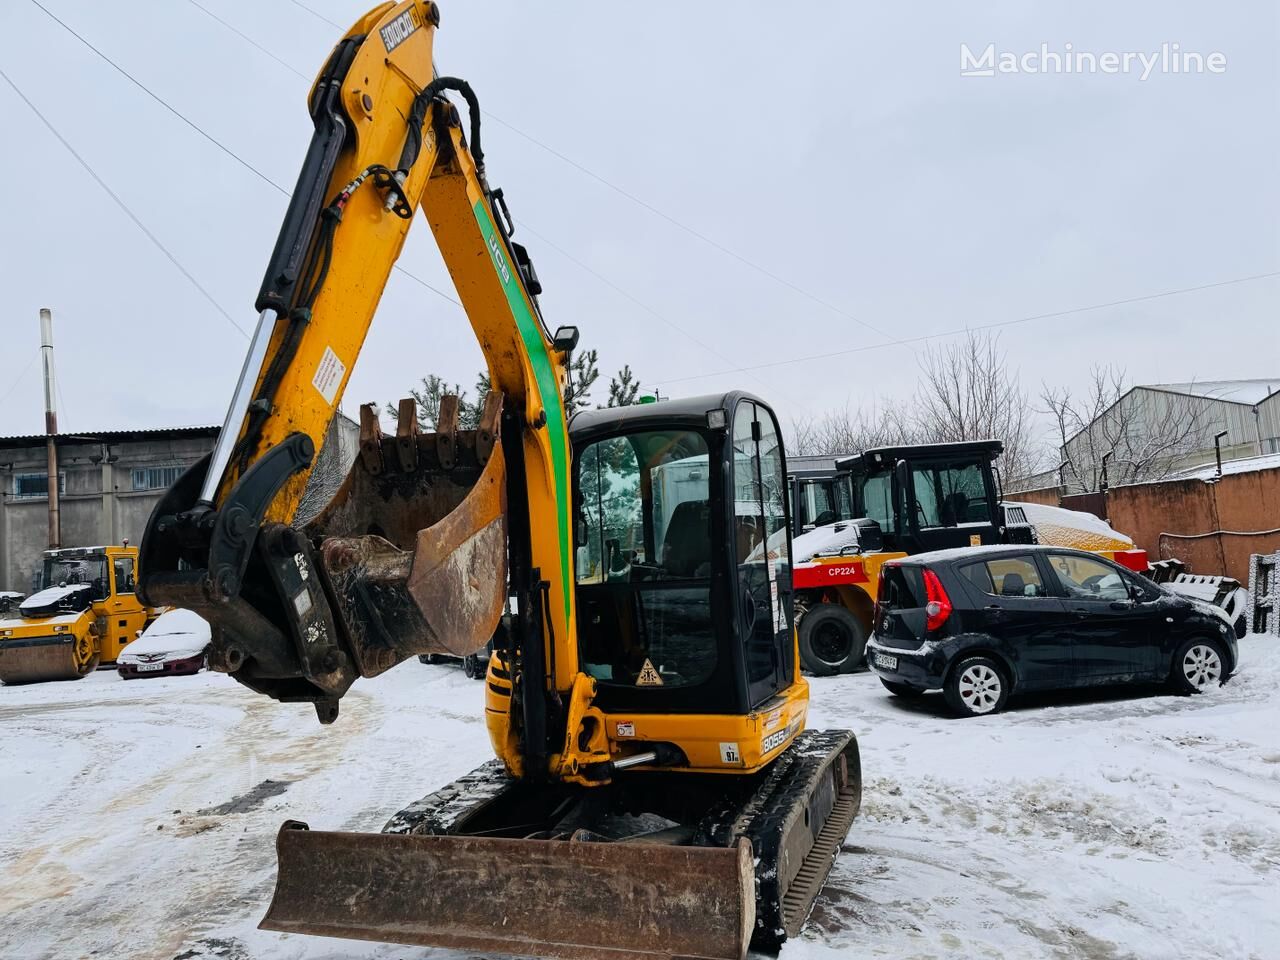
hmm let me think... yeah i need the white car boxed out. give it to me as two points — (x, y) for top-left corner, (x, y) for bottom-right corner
(117, 609), (210, 679)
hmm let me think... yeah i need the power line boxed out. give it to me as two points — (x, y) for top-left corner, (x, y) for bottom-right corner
(187, 0), (310, 81)
(182, 0), (775, 364)
(264, 0), (895, 343)
(32, 0), (462, 310)
(483, 112), (894, 342)
(0, 350), (42, 409)
(659, 271), (1280, 385)
(29, 0), (286, 194)
(516, 220), (784, 398)
(0, 66), (250, 339)
(287, 0), (342, 29)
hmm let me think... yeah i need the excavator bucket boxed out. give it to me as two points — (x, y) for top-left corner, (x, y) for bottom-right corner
(302, 394), (509, 672)
(261, 823), (757, 960)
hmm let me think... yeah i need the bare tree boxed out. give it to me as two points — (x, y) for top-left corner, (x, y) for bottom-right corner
(913, 331), (1041, 483)
(1041, 366), (1215, 492)
(789, 331), (1041, 486)
(788, 399), (918, 456)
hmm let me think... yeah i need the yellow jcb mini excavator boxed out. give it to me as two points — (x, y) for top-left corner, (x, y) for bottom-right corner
(140, 3), (860, 957)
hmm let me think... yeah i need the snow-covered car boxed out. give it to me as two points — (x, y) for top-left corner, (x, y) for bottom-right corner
(117, 610), (210, 679)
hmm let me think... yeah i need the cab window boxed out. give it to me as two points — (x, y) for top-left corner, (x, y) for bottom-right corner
(962, 556), (1047, 598)
(1047, 554), (1128, 602)
(911, 461), (990, 528)
(575, 429), (717, 690)
(113, 557), (136, 594)
(860, 471), (895, 533)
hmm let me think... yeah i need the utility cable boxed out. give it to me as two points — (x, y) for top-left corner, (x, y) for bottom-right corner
(0, 66), (250, 339)
(0, 350), (42, 409)
(516, 220), (791, 401)
(659, 271), (1280, 385)
(29, 0), (286, 194)
(30, 0), (462, 310)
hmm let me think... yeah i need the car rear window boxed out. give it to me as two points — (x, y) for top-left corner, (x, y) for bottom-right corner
(881, 564), (925, 609)
(962, 555), (1047, 598)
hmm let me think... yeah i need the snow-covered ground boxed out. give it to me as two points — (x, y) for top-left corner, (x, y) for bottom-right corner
(2, 640), (1278, 960)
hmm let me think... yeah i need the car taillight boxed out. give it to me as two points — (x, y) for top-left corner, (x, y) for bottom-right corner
(873, 562), (893, 622)
(922, 568), (952, 632)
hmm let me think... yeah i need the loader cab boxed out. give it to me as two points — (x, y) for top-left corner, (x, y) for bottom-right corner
(841, 440), (1004, 555)
(570, 392), (795, 715)
(787, 457), (856, 535)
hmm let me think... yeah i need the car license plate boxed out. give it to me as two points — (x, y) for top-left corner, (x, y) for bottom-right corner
(136, 662), (164, 672)
(873, 652), (898, 670)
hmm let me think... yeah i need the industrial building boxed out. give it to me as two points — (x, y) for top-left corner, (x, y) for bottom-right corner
(0, 417), (358, 594)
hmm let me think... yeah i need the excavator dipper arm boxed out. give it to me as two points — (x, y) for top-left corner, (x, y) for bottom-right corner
(140, 0), (575, 726)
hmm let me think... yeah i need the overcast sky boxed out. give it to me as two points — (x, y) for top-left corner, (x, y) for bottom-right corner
(0, 1), (1276, 453)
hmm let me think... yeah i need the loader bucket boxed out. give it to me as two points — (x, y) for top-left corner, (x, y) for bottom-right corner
(0, 633), (96, 685)
(261, 822), (756, 960)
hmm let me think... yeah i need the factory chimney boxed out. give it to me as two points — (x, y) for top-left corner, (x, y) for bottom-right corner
(40, 308), (60, 548)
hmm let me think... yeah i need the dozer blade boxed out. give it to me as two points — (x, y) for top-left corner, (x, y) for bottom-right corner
(261, 822), (756, 960)
(0, 635), (95, 685)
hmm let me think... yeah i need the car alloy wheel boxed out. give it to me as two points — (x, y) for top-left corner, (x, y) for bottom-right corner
(958, 663), (1002, 714)
(1182, 644), (1222, 688)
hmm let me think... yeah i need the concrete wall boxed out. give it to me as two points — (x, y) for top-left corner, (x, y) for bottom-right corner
(1099, 467), (1280, 583)
(0, 433), (217, 593)
(1007, 486), (1061, 507)
(0, 416), (359, 594)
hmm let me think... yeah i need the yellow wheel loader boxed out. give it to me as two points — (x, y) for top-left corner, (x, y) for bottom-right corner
(138, 4), (861, 958)
(0, 543), (152, 684)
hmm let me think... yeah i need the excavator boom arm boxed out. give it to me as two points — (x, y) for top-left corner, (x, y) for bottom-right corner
(139, 0), (576, 725)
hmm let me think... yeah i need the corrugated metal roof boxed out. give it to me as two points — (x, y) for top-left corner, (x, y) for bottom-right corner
(0, 426), (219, 449)
(1144, 380), (1279, 405)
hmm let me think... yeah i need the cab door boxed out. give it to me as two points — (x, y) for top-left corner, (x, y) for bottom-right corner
(107, 554), (148, 661)
(731, 402), (794, 707)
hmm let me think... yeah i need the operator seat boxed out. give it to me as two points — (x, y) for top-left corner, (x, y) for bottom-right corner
(662, 500), (712, 578)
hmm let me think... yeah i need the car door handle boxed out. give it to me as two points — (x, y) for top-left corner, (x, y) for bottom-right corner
(1109, 601), (1133, 611)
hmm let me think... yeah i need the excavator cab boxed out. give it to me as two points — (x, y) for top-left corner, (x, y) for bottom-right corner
(571, 392), (795, 716)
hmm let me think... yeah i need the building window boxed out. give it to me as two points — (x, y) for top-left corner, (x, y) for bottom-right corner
(13, 473), (65, 500)
(131, 465), (184, 491)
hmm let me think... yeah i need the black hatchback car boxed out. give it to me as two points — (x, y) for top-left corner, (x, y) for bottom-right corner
(865, 545), (1238, 717)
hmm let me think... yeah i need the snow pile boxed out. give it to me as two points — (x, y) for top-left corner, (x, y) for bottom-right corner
(792, 522), (864, 563)
(1012, 500), (1136, 551)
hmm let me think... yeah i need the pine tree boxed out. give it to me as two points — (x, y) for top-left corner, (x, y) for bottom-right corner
(565, 349), (599, 415)
(606, 365), (641, 408)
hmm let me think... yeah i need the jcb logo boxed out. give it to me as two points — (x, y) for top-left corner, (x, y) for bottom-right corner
(380, 8), (421, 52)
(488, 235), (511, 285)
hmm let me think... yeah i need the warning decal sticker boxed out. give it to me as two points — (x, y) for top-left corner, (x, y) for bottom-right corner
(312, 346), (346, 405)
(635, 659), (664, 686)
